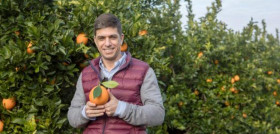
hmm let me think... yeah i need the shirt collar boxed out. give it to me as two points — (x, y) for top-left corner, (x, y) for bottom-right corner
(99, 52), (127, 71)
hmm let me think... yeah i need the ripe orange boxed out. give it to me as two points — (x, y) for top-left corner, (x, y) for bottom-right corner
(221, 86), (226, 91)
(178, 101), (183, 107)
(0, 120), (3, 132)
(27, 42), (34, 54)
(276, 101), (280, 106)
(234, 75), (240, 81)
(89, 86), (109, 105)
(277, 79), (280, 84)
(206, 78), (212, 83)
(2, 97), (16, 110)
(267, 71), (273, 75)
(225, 101), (230, 106)
(194, 90), (199, 96)
(76, 33), (88, 45)
(15, 31), (20, 36)
(197, 51), (203, 58)
(138, 30), (148, 36)
(230, 87), (236, 93)
(84, 53), (89, 59)
(231, 78), (235, 84)
(214, 60), (219, 65)
(273, 91), (277, 96)
(15, 67), (20, 72)
(242, 113), (247, 118)
(121, 43), (128, 52)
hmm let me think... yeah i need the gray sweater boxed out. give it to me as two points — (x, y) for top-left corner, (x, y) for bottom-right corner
(67, 67), (165, 128)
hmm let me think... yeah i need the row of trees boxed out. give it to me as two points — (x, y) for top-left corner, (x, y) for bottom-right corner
(0, 0), (279, 133)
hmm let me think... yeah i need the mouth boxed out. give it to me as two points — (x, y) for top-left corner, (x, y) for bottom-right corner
(103, 48), (115, 54)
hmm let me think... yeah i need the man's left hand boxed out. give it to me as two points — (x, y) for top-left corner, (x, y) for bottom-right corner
(105, 90), (119, 116)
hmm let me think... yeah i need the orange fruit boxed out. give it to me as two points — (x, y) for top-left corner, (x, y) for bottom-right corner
(242, 113), (247, 118)
(0, 120), (3, 132)
(276, 101), (280, 106)
(121, 43), (128, 52)
(221, 86), (226, 91)
(231, 78), (235, 84)
(234, 75), (240, 81)
(267, 71), (273, 75)
(138, 30), (148, 36)
(225, 101), (230, 106)
(2, 97), (16, 110)
(15, 31), (20, 36)
(230, 87), (236, 93)
(15, 67), (20, 72)
(206, 78), (212, 83)
(214, 60), (219, 65)
(273, 91), (277, 96)
(178, 101), (183, 107)
(194, 90), (199, 96)
(89, 86), (109, 105)
(76, 33), (88, 45)
(277, 79), (280, 84)
(27, 42), (34, 54)
(197, 51), (203, 58)
(84, 53), (89, 59)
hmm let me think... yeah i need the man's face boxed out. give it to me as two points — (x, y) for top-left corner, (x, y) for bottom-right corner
(94, 27), (124, 62)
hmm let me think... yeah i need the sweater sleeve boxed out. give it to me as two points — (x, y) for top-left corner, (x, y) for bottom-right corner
(118, 67), (165, 127)
(67, 73), (90, 128)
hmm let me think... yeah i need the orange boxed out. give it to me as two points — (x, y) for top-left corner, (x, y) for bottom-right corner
(15, 67), (20, 72)
(231, 78), (235, 84)
(197, 51), (203, 58)
(121, 43), (128, 52)
(84, 53), (89, 59)
(76, 33), (88, 45)
(267, 71), (273, 75)
(277, 79), (280, 84)
(221, 86), (226, 91)
(276, 101), (280, 106)
(89, 86), (109, 105)
(214, 60), (219, 65)
(15, 31), (20, 36)
(242, 113), (247, 118)
(27, 42), (34, 54)
(178, 101), (183, 107)
(230, 87), (236, 93)
(194, 90), (199, 96)
(273, 91), (277, 96)
(206, 78), (212, 83)
(234, 75), (240, 81)
(225, 101), (230, 106)
(138, 30), (148, 36)
(2, 97), (16, 110)
(0, 120), (3, 132)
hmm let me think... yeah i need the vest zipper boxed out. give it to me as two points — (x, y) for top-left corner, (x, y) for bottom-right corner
(102, 116), (107, 134)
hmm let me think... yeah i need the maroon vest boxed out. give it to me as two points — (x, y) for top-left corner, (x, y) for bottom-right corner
(82, 52), (149, 134)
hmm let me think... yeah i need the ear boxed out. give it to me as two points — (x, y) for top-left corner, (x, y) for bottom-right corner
(120, 34), (124, 44)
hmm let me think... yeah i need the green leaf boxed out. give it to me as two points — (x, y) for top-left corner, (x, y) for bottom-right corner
(102, 80), (119, 88)
(11, 118), (25, 125)
(3, 46), (11, 59)
(93, 85), (102, 98)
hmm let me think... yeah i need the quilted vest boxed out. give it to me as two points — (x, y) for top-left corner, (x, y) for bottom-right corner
(82, 52), (149, 134)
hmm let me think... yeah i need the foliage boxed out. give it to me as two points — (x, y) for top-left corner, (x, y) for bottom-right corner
(0, 0), (280, 133)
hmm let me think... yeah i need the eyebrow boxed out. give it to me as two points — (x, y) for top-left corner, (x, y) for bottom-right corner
(96, 34), (119, 38)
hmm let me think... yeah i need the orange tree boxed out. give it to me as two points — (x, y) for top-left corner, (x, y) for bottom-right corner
(1, 0), (280, 133)
(161, 0), (280, 133)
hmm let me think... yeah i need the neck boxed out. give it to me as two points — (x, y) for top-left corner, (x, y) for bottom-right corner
(102, 52), (122, 71)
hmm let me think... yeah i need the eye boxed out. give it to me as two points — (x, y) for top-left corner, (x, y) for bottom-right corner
(97, 36), (105, 41)
(110, 35), (118, 40)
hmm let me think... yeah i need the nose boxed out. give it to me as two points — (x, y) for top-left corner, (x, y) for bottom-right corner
(104, 37), (111, 47)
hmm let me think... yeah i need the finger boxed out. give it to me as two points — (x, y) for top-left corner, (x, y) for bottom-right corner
(107, 90), (115, 99)
(86, 101), (96, 107)
(87, 112), (105, 118)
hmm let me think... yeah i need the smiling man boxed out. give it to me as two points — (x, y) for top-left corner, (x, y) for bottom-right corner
(67, 13), (165, 134)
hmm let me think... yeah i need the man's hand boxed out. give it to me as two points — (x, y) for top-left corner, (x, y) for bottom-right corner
(105, 90), (119, 117)
(85, 101), (106, 118)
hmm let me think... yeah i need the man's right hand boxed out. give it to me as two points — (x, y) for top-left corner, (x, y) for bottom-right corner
(85, 101), (106, 118)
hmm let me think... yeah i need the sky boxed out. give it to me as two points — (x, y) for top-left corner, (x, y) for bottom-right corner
(179, 0), (280, 36)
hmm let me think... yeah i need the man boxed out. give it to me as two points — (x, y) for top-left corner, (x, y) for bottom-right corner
(67, 13), (165, 134)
